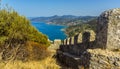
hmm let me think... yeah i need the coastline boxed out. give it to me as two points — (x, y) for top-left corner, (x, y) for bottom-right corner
(31, 21), (67, 41)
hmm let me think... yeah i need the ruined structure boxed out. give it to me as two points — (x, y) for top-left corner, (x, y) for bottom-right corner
(96, 8), (120, 49)
(57, 8), (120, 69)
(48, 39), (61, 50)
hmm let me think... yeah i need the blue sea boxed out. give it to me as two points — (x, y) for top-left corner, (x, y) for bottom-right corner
(31, 22), (67, 41)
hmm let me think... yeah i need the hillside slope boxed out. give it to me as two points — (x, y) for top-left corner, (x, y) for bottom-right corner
(31, 15), (97, 26)
(65, 19), (97, 37)
(0, 9), (50, 61)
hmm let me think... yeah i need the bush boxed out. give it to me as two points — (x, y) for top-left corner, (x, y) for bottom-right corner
(25, 41), (50, 60)
(0, 8), (50, 61)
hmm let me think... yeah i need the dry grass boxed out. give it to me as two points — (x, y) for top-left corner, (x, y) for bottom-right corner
(0, 56), (60, 69)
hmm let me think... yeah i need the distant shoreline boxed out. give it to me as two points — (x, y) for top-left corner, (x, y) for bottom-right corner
(31, 21), (67, 41)
(31, 21), (66, 26)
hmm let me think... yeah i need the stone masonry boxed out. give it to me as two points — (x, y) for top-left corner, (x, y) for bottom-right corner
(96, 8), (120, 50)
(56, 8), (120, 69)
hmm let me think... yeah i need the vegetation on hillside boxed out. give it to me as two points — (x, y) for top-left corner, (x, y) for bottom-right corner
(31, 15), (97, 26)
(0, 7), (50, 61)
(65, 19), (97, 37)
(0, 56), (60, 69)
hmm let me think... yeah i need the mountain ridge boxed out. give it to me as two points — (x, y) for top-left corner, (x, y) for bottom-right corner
(30, 15), (97, 26)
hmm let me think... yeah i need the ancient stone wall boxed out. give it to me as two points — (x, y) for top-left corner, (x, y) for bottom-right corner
(60, 8), (120, 53)
(88, 49), (120, 69)
(57, 8), (120, 69)
(60, 30), (96, 56)
(96, 8), (120, 50)
(48, 39), (61, 50)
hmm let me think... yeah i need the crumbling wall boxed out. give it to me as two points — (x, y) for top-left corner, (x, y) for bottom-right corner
(60, 30), (96, 55)
(48, 39), (61, 50)
(88, 49), (120, 69)
(96, 8), (120, 50)
(57, 8), (120, 69)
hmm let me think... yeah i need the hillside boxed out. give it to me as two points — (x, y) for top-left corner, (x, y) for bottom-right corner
(65, 18), (97, 37)
(0, 9), (50, 61)
(30, 15), (97, 26)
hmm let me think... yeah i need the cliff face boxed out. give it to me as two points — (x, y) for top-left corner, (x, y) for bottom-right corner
(57, 8), (120, 69)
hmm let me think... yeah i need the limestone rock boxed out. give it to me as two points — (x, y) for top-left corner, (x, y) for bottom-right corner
(96, 8), (120, 50)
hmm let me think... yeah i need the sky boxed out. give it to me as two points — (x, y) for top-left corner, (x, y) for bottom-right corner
(2, 0), (120, 17)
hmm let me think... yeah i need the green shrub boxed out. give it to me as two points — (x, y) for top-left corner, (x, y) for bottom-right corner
(0, 8), (50, 61)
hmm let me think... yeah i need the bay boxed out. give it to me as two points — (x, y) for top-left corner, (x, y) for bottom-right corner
(31, 22), (67, 41)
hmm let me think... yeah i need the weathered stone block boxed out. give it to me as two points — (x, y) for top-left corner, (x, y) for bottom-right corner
(85, 30), (96, 42)
(88, 49), (120, 69)
(77, 33), (82, 43)
(69, 37), (74, 45)
(74, 33), (82, 44)
(74, 34), (79, 45)
(96, 8), (120, 50)
(82, 32), (90, 43)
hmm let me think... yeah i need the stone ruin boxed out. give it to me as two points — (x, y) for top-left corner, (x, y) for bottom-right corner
(48, 39), (61, 50)
(96, 8), (120, 49)
(57, 8), (120, 69)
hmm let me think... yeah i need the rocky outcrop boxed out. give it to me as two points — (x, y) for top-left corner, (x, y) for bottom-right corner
(88, 49), (120, 69)
(96, 8), (120, 50)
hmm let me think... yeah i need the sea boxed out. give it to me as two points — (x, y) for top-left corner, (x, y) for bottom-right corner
(31, 22), (67, 41)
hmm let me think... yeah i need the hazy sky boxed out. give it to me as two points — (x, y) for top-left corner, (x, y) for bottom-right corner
(2, 0), (120, 17)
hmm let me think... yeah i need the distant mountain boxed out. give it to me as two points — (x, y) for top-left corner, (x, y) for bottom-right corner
(27, 17), (35, 20)
(30, 15), (97, 26)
